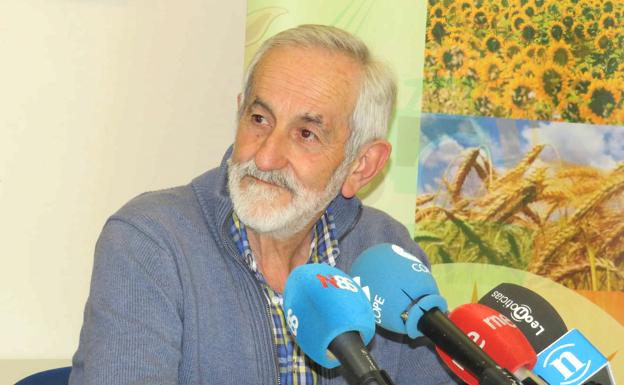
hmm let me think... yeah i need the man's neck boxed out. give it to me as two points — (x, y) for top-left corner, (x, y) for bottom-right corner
(246, 222), (316, 293)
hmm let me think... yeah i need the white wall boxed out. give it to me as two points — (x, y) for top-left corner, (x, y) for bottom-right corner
(0, 0), (246, 360)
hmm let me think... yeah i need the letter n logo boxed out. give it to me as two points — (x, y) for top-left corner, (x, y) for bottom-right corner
(547, 346), (588, 380)
(316, 274), (338, 288)
(534, 329), (607, 385)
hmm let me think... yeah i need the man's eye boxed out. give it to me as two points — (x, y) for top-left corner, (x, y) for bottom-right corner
(251, 114), (266, 124)
(300, 129), (317, 140)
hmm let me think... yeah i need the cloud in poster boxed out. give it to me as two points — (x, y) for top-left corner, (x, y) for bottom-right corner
(422, 135), (466, 168)
(521, 122), (623, 170)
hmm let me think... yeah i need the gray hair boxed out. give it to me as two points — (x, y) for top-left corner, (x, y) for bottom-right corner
(239, 24), (397, 162)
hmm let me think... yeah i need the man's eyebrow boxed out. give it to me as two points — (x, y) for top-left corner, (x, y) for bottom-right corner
(300, 112), (324, 127)
(249, 98), (275, 118)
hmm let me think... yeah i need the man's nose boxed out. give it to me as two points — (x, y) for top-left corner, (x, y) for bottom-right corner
(254, 128), (289, 171)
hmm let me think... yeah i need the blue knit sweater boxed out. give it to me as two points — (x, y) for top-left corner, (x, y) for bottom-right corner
(69, 148), (457, 385)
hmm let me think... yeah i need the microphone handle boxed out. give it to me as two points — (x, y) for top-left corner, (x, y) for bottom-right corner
(417, 308), (518, 385)
(481, 367), (522, 385)
(329, 331), (395, 385)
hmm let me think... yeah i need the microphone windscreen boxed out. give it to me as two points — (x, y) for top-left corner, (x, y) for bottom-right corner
(283, 263), (375, 369)
(534, 328), (610, 385)
(350, 243), (447, 336)
(436, 303), (537, 385)
(479, 283), (567, 352)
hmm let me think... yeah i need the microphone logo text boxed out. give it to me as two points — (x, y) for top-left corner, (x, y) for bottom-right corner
(490, 290), (545, 336)
(286, 308), (299, 336)
(316, 274), (359, 293)
(371, 295), (385, 324)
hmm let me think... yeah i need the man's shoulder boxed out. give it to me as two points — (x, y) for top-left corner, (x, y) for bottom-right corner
(113, 184), (198, 223)
(357, 204), (412, 241)
(339, 203), (430, 267)
(108, 166), (226, 236)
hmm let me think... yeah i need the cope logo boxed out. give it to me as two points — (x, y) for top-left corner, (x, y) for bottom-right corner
(391, 244), (430, 273)
(534, 329), (607, 385)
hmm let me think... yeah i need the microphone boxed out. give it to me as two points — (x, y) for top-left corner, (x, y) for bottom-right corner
(435, 303), (547, 385)
(283, 263), (395, 385)
(479, 283), (567, 353)
(350, 243), (521, 385)
(479, 284), (616, 385)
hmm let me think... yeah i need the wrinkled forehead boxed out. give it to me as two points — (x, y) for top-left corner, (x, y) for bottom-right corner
(249, 46), (363, 126)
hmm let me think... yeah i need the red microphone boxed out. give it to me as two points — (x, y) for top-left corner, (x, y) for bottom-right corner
(435, 303), (546, 385)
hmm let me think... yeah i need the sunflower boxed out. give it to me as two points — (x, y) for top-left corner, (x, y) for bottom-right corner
(459, 1), (473, 14)
(537, 64), (571, 99)
(427, 17), (447, 45)
(595, 30), (616, 51)
(617, 63), (624, 81)
(522, 4), (536, 17)
(476, 54), (506, 83)
(472, 85), (501, 116)
(506, 78), (538, 117)
(550, 22), (565, 41)
(473, 10), (489, 27)
(444, 27), (467, 44)
(521, 44), (543, 62)
(581, 80), (622, 124)
(572, 72), (594, 95)
(458, 1), (474, 21)
(575, 3), (596, 21)
(505, 55), (528, 77)
(487, 2), (502, 14)
(616, 106), (624, 125)
(503, 40), (523, 59)
(602, 1), (615, 14)
(436, 45), (470, 75)
(535, 45), (547, 60)
(517, 61), (542, 79)
(513, 16), (526, 31)
(521, 22), (538, 43)
(557, 100), (582, 122)
(548, 41), (575, 68)
(484, 33), (503, 53)
(571, 23), (585, 41)
(562, 12), (575, 29)
(584, 21), (599, 38)
(429, 3), (445, 19)
(545, 0), (560, 16)
(600, 14), (616, 29)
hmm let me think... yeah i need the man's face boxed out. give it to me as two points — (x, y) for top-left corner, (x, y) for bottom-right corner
(228, 46), (362, 237)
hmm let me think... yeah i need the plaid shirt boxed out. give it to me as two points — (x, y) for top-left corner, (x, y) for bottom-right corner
(230, 210), (340, 385)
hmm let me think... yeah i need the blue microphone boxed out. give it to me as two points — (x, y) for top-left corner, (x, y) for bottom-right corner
(351, 243), (521, 385)
(283, 263), (395, 385)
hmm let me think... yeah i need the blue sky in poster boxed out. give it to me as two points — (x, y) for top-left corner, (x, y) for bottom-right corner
(418, 113), (624, 193)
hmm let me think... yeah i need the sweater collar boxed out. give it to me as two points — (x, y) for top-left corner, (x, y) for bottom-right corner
(190, 146), (362, 242)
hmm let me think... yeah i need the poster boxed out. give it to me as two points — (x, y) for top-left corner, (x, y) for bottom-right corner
(245, 0), (623, 380)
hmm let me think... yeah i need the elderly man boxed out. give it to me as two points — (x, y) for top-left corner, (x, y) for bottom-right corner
(69, 25), (456, 385)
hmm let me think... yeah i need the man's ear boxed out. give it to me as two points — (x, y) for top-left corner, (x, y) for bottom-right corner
(237, 93), (242, 109)
(341, 140), (392, 198)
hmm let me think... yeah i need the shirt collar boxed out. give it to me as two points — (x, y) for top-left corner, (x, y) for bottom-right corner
(229, 209), (340, 278)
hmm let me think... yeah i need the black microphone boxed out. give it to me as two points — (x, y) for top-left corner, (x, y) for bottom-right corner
(480, 283), (616, 385)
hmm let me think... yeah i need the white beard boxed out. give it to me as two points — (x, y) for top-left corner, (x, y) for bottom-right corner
(227, 157), (351, 239)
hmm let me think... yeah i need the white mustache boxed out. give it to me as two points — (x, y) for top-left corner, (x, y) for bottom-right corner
(235, 160), (298, 194)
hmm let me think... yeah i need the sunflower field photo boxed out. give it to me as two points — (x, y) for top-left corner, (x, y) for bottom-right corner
(422, 0), (624, 124)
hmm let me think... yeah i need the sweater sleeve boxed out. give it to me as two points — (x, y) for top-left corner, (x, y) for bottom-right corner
(69, 219), (184, 385)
